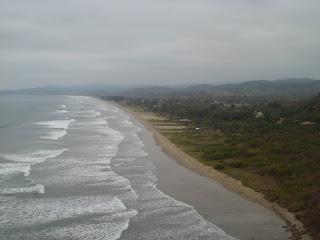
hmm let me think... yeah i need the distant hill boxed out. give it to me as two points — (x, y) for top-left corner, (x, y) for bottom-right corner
(121, 86), (176, 98)
(2, 78), (320, 101)
(0, 85), (129, 96)
(213, 78), (320, 98)
(120, 78), (320, 100)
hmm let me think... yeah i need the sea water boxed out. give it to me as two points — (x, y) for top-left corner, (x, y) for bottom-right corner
(0, 95), (236, 240)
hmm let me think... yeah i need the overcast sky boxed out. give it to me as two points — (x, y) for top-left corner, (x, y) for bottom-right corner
(1, 0), (320, 90)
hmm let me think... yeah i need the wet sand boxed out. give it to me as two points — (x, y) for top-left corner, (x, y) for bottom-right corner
(114, 103), (311, 240)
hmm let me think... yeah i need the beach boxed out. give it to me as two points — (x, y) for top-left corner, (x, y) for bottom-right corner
(0, 95), (309, 240)
(115, 102), (311, 240)
(0, 95), (240, 240)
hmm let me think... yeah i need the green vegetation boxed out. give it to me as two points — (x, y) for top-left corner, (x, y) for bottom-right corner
(105, 93), (320, 239)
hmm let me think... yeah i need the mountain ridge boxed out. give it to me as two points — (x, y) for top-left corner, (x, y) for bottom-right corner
(1, 78), (320, 100)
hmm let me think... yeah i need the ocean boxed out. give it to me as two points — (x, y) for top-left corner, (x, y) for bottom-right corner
(0, 95), (236, 240)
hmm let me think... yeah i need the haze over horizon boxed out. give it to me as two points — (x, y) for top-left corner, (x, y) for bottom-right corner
(1, 0), (320, 90)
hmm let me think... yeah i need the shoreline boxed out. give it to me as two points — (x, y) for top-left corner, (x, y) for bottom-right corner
(114, 102), (311, 240)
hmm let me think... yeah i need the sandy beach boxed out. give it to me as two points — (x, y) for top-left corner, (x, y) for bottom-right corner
(115, 102), (311, 240)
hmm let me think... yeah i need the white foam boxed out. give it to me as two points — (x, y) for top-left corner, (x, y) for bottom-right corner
(35, 119), (74, 140)
(39, 158), (134, 189)
(35, 119), (75, 130)
(0, 163), (31, 176)
(0, 148), (67, 180)
(0, 195), (137, 237)
(91, 118), (108, 126)
(40, 130), (67, 140)
(115, 158), (137, 162)
(0, 184), (45, 194)
(1, 149), (68, 165)
(97, 127), (124, 144)
(74, 118), (108, 127)
(25, 213), (137, 240)
(73, 109), (101, 118)
(105, 116), (118, 119)
(59, 104), (66, 109)
(54, 109), (69, 114)
(120, 119), (133, 126)
(92, 110), (101, 117)
(93, 157), (112, 165)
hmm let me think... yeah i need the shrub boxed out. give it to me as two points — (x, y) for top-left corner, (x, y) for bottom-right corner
(228, 161), (245, 168)
(214, 163), (225, 170)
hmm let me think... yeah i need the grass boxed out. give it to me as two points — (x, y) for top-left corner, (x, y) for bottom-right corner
(158, 122), (320, 238)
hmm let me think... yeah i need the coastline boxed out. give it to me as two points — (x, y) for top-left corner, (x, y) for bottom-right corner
(113, 102), (311, 240)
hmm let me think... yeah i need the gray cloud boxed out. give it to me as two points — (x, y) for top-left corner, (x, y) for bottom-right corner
(1, 0), (320, 89)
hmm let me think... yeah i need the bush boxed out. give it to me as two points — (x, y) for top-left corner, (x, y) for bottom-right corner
(228, 160), (245, 168)
(214, 163), (225, 170)
(202, 145), (236, 160)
